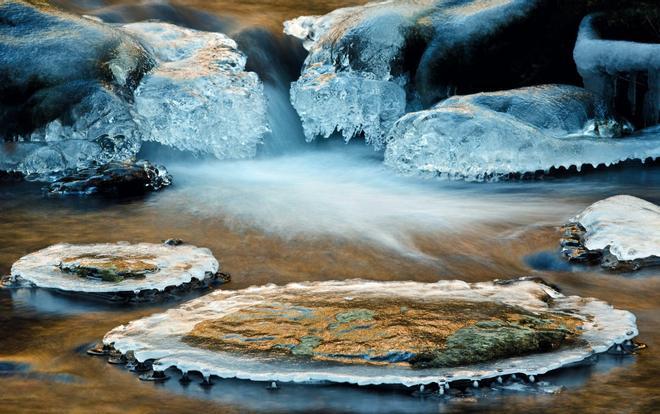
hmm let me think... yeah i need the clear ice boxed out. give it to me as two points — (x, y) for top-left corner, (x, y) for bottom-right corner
(385, 85), (660, 180)
(103, 279), (637, 387)
(124, 22), (270, 159)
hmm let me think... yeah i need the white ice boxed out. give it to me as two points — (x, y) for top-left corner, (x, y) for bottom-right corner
(572, 195), (660, 262)
(104, 278), (638, 387)
(385, 85), (660, 180)
(8, 242), (219, 293)
(123, 22), (269, 160)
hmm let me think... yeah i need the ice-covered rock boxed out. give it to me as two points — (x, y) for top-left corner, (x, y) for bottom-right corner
(574, 14), (660, 128)
(0, 1), (154, 178)
(285, 0), (567, 148)
(103, 278), (638, 387)
(561, 195), (660, 271)
(123, 22), (269, 159)
(6, 242), (224, 301)
(46, 160), (171, 196)
(385, 85), (660, 180)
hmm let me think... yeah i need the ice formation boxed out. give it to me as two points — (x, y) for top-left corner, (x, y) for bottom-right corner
(103, 278), (637, 387)
(0, 1), (153, 179)
(285, 0), (538, 148)
(561, 195), (660, 270)
(7, 242), (220, 294)
(385, 85), (660, 180)
(0, 4), (270, 179)
(574, 14), (660, 128)
(123, 22), (269, 160)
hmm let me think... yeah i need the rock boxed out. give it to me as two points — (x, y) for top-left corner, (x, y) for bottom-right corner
(183, 297), (580, 368)
(561, 195), (660, 271)
(6, 242), (224, 302)
(284, 0), (626, 148)
(122, 22), (269, 160)
(384, 85), (660, 180)
(574, 11), (660, 129)
(102, 279), (638, 387)
(0, 1), (154, 177)
(45, 161), (171, 196)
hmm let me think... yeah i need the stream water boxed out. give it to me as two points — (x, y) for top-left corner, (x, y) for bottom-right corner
(1, 1), (659, 413)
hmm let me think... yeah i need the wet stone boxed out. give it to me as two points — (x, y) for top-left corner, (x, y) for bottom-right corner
(45, 161), (171, 196)
(183, 297), (581, 368)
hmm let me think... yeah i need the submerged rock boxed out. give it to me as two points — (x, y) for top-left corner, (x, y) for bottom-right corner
(46, 161), (171, 196)
(561, 195), (660, 271)
(6, 242), (224, 301)
(384, 85), (659, 180)
(103, 279), (637, 387)
(123, 22), (269, 160)
(0, 1), (154, 178)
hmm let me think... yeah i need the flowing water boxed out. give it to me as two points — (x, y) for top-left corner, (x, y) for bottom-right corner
(1, 1), (659, 413)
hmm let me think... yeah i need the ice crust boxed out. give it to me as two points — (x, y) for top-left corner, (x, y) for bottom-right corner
(285, 0), (536, 148)
(104, 279), (637, 387)
(572, 195), (660, 262)
(124, 22), (269, 159)
(9, 243), (219, 293)
(574, 14), (660, 126)
(385, 85), (660, 180)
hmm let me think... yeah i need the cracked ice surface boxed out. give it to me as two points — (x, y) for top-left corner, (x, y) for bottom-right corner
(104, 279), (637, 387)
(285, 0), (536, 148)
(385, 85), (660, 180)
(124, 22), (269, 159)
(8, 242), (218, 293)
(572, 195), (660, 262)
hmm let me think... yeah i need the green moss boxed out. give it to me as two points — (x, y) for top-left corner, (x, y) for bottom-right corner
(291, 336), (322, 356)
(411, 318), (574, 368)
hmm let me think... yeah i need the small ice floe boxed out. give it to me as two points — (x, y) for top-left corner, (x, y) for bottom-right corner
(45, 160), (171, 196)
(4, 242), (225, 302)
(561, 195), (660, 271)
(102, 278), (638, 388)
